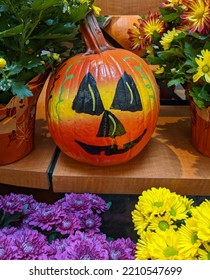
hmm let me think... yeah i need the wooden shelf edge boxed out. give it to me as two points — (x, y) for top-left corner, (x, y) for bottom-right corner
(52, 176), (210, 196)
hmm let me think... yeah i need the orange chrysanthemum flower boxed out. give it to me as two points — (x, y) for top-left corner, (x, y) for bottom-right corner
(140, 12), (166, 44)
(180, 0), (210, 35)
(127, 22), (145, 50)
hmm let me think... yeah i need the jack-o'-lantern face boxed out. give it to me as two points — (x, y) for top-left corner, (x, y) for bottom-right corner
(46, 50), (159, 166)
(72, 71), (147, 156)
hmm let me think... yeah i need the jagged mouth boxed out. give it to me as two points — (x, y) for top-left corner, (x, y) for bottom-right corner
(75, 129), (147, 156)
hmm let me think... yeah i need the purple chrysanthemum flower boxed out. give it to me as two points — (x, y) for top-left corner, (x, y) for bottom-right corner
(106, 238), (136, 260)
(0, 193), (35, 214)
(48, 238), (69, 260)
(0, 226), (19, 235)
(24, 204), (62, 231)
(65, 231), (109, 260)
(11, 228), (52, 260)
(79, 213), (102, 233)
(85, 194), (108, 214)
(56, 213), (81, 235)
(55, 193), (92, 214)
(0, 232), (15, 260)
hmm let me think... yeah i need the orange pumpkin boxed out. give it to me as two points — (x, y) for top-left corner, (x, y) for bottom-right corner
(46, 12), (160, 166)
(103, 15), (145, 56)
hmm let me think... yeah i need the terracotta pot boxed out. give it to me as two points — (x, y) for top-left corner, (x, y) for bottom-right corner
(0, 72), (49, 165)
(189, 97), (210, 157)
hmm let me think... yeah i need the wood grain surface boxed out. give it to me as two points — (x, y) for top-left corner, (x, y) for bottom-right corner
(52, 106), (210, 195)
(0, 81), (56, 189)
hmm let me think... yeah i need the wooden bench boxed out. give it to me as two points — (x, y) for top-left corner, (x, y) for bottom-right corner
(1, 85), (210, 196)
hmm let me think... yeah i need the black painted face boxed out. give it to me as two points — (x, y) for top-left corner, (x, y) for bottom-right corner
(72, 71), (147, 155)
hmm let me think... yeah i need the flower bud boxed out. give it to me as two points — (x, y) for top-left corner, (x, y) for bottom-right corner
(0, 58), (7, 69)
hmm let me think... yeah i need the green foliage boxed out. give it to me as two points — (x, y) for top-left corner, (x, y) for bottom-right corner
(189, 84), (210, 109)
(146, 25), (210, 109)
(0, 204), (28, 228)
(0, 0), (92, 101)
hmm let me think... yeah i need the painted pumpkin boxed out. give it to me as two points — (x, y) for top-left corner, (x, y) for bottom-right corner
(46, 12), (160, 166)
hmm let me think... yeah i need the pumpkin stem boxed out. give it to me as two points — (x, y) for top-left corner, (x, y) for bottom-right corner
(80, 11), (115, 55)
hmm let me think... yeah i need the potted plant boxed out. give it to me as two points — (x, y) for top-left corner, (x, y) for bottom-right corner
(0, 0), (97, 165)
(128, 0), (210, 157)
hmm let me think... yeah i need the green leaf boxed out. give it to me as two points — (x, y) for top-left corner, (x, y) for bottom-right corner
(186, 68), (196, 74)
(204, 39), (210, 51)
(168, 78), (185, 87)
(189, 85), (210, 109)
(157, 48), (180, 60)
(173, 31), (186, 41)
(7, 64), (23, 77)
(68, 3), (89, 23)
(0, 24), (24, 38)
(31, 0), (60, 11)
(32, 23), (79, 40)
(162, 13), (180, 22)
(11, 82), (33, 99)
(21, 56), (42, 70)
(106, 202), (112, 210)
(184, 59), (197, 68)
(0, 4), (7, 12)
(184, 41), (196, 59)
(199, 86), (210, 101)
(147, 55), (163, 65)
(191, 32), (209, 41)
(0, 79), (12, 91)
(0, 204), (28, 227)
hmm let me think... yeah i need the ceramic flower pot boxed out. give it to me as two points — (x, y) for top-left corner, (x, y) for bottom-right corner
(0, 73), (48, 165)
(189, 97), (210, 158)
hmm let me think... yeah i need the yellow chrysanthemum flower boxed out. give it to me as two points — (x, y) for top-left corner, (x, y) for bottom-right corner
(168, 193), (192, 221)
(155, 66), (165, 74)
(191, 199), (210, 242)
(135, 231), (152, 260)
(160, 28), (180, 51)
(178, 217), (201, 258)
(180, 195), (194, 211)
(198, 242), (210, 260)
(135, 187), (173, 217)
(92, 5), (101, 16)
(193, 49), (210, 83)
(0, 57), (6, 69)
(148, 213), (177, 232)
(52, 53), (60, 61)
(146, 229), (186, 260)
(132, 209), (149, 235)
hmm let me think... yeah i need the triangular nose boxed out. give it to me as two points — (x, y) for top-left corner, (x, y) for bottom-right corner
(96, 110), (126, 138)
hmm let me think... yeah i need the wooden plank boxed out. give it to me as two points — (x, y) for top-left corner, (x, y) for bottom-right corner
(52, 106), (210, 195)
(94, 0), (163, 15)
(0, 82), (56, 189)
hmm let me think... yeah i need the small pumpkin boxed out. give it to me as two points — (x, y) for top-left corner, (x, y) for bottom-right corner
(102, 15), (144, 56)
(46, 12), (160, 166)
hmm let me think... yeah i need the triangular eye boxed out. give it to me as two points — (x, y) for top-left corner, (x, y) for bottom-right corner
(110, 72), (142, 111)
(72, 73), (104, 115)
(97, 110), (126, 138)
